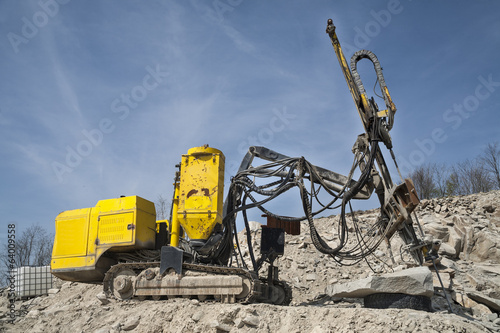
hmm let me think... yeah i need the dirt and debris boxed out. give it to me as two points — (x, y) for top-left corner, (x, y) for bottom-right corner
(1, 190), (499, 332)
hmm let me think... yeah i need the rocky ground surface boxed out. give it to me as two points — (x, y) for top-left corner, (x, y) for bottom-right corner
(1, 190), (499, 332)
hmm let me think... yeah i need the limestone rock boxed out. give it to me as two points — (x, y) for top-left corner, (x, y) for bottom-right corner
(248, 221), (261, 232)
(467, 291), (500, 312)
(438, 242), (457, 258)
(60, 282), (73, 290)
(486, 313), (498, 322)
(305, 273), (317, 281)
(242, 314), (260, 327)
(432, 271), (452, 290)
(94, 328), (110, 333)
(426, 223), (450, 242)
(471, 303), (492, 316)
(96, 292), (110, 305)
(448, 236), (462, 258)
(475, 264), (500, 275)
(43, 306), (68, 316)
(192, 310), (204, 322)
(211, 320), (232, 332)
(454, 293), (478, 308)
(234, 317), (245, 328)
(122, 316), (140, 331)
(469, 230), (500, 262)
(325, 267), (434, 298)
(27, 309), (41, 318)
(111, 321), (121, 331)
(461, 226), (475, 260)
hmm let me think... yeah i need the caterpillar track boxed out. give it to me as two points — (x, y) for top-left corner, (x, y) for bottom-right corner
(103, 262), (292, 305)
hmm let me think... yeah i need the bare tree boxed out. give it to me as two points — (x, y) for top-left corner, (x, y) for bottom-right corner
(432, 163), (449, 198)
(1, 223), (53, 286)
(481, 142), (500, 189)
(451, 159), (494, 195)
(445, 171), (459, 197)
(407, 144), (498, 199)
(155, 194), (170, 220)
(409, 163), (438, 199)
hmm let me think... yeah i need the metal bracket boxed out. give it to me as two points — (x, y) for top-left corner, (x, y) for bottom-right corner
(261, 227), (285, 255)
(160, 246), (183, 275)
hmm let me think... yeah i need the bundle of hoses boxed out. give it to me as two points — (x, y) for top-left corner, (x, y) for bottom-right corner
(222, 140), (393, 271)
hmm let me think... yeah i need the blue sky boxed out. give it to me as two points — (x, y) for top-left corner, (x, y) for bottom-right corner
(1, 1), (499, 242)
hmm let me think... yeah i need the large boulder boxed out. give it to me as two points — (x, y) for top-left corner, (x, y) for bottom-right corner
(467, 291), (500, 312)
(469, 230), (500, 262)
(445, 228), (463, 259)
(325, 266), (434, 298)
(426, 223), (450, 242)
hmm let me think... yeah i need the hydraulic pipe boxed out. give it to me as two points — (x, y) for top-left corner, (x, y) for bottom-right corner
(170, 171), (181, 247)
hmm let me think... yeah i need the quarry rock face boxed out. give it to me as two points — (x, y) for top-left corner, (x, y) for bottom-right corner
(1, 190), (500, 333)
(418, 191), (500, 265)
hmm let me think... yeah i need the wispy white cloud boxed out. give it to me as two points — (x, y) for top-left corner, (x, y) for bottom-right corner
(221, 24), (256, 55)
(51, 63), (84, 120)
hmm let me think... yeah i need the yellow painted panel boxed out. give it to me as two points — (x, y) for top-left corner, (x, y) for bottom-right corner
(133, 197), (157, 248)
(51, 255), (94, 271)
(93, 196), (156, 249)
(156, 219), (169, 232)
(52, 208), (91, 258)
(98, 212), (134, 245)
(177, 146), (225, 240)
(185, 195), (212, 210)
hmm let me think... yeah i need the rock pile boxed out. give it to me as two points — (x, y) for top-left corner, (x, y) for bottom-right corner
(418, 191), (500, 263)
(1, 190), (499, 332)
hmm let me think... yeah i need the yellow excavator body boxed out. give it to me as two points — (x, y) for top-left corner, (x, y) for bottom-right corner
(50, 146), (223, 282)
(51, 195), (156, 281)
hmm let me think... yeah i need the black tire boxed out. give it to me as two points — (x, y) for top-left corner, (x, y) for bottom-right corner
(364, 293), (431, 312)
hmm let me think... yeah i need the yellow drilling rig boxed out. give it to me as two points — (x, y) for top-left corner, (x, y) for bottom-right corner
(50, 19), (432, 305)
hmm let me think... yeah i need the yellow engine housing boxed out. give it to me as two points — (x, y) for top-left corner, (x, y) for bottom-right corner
(174, 146), (225, 242)
(51, 195), (156, 281)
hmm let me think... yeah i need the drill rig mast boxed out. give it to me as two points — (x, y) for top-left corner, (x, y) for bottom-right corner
(217, 19), (426, 268)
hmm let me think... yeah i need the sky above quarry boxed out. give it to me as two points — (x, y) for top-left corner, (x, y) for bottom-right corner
(1, 1), (499, 242)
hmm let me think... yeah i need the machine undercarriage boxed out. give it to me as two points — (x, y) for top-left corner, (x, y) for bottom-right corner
(104, 262), (292, 305)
